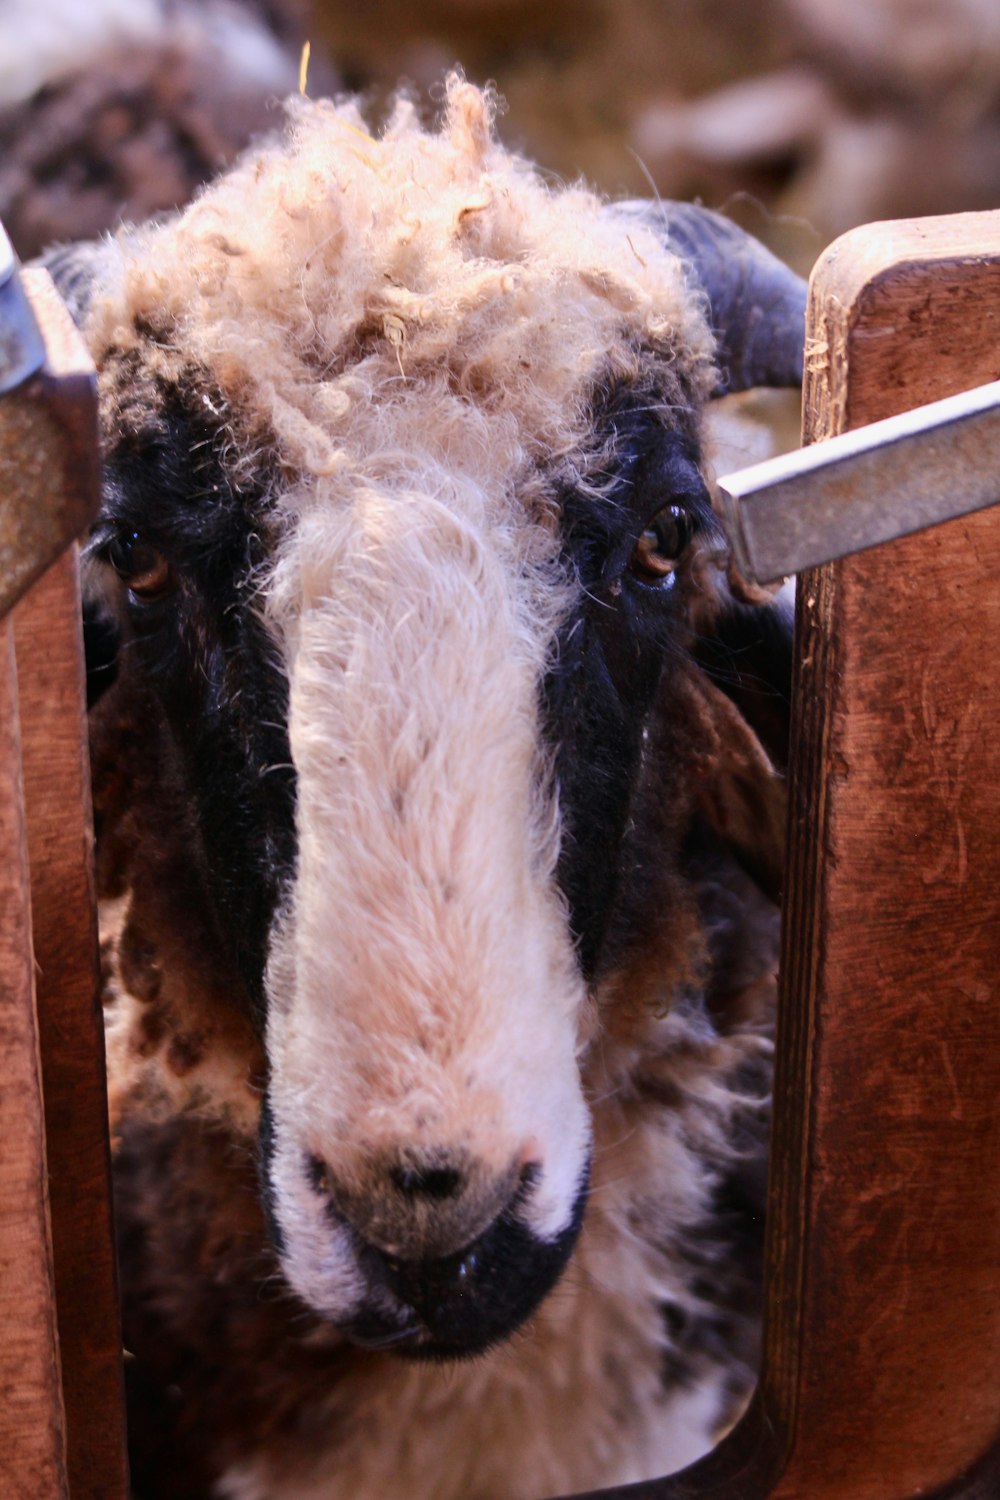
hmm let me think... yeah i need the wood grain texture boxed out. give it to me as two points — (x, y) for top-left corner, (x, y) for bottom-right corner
(0, 619), (69, 1500)
(565, 210), (1000, 1500)
(13, 552), (129, 1500)
(773, 208), (1000, 1499)
(0, 270), (99, 619)
(804, 211), (1000, 434)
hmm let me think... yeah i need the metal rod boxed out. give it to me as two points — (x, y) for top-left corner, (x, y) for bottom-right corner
(0, 223), (46, 397)
(717, 378), (1000, 582)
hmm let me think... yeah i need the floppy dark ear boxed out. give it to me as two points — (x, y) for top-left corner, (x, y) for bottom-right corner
(691, 593), (794, 903)
(614, 200), (807, 394)
(694, 592), (793, 773)
(83, 599), (119, 709)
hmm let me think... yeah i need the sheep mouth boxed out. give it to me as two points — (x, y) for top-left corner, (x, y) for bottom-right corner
(343, 1163), (590, 1362)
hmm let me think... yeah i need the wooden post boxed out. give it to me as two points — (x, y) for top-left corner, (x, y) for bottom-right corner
(565, 212), (1000, 1500)
(0, 271), (127, 1499)
(13, 552), (129, 1500)
(762, 207), (1000, 1500)
(0, 620), (69, 1500)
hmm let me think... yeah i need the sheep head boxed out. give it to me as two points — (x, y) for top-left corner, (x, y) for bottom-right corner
(50, 78), (803, 1363)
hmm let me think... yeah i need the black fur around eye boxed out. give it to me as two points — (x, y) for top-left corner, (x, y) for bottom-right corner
(106, 531), (175, 601)
(628, 503), (694, 587)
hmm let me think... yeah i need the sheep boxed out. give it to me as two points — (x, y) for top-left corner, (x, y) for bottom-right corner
(45, 76), (804, 1500)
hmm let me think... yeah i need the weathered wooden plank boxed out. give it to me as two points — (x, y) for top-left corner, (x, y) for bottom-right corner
(769, 206), (1000, 1500)
(13, 551), (129, 1500)
(804, 210), (1000, 432)
(0, 619), (69, 1500)
(0, 270), (98, 619)
(566, 209), (1000, 1500)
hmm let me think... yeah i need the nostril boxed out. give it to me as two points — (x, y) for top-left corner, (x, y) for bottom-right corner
(389, 1163), (463, 1201)
(308, 1154), (333, 1196)
(517, 1159), (541, 1195)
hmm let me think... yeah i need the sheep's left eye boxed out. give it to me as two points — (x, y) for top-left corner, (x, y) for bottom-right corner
(106, 531), (175, 601)
(629, 503), (694, 586)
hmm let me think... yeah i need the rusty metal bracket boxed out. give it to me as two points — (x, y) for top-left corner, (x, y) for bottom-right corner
(0, 224), (46, 397)
(0, 244), (99, 619)
(717, 377), (1000, 583)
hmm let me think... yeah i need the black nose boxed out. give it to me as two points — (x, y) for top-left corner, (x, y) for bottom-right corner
(359, 1159), (540, 1316)
(377, 1239), (482, 1313)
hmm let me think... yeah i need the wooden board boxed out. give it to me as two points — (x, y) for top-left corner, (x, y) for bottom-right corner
(13, 552), (129, 1500)
(1, 268), (125, 1497)
(0, 619), (69, 1500)
(771, 207), (1000, 1500)
(0, 271), (98, 619)
(566, 210), (1000, 1500)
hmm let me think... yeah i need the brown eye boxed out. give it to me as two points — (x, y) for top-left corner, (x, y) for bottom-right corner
(629, 503), (693, 586)
(106, 531), (175, 600)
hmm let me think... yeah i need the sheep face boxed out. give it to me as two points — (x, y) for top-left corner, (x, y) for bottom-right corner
(260, 434), (594, 1353)
(70, 80), (799, 1366)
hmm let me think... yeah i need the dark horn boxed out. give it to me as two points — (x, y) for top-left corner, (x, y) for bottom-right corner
(616, 201), (807, 394)
(34, 238), (118, 327)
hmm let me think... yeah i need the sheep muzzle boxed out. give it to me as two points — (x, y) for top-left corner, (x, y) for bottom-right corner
(261, 1100), (591, 1358)
(344, 1162), (589, 1360)
(312, 1148), (527, 1261)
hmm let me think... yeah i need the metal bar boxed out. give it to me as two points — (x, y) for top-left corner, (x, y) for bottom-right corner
(717, 377), (1000, 583)
(0, 222), (46, 396)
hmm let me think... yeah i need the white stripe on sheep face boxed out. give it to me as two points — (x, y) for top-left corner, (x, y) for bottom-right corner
(56, 75), (804, 1493)
(263, 471), (592, 1345)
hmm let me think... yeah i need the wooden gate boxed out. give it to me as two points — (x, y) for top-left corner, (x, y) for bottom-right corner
(1, 212), (998, 1500)
(0, 268), (128, 1500)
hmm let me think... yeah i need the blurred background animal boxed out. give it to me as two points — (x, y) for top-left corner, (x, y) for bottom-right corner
(0, 0), (331, 258)
(6, 0), (1000, 268)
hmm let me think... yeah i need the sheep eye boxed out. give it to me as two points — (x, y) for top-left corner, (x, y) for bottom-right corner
(629, 503), (694, 586)
(106, 531), (175, 600)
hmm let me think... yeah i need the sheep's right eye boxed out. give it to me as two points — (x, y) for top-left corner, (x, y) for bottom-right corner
(106, 531), (175, 601)
(628, 502), (695, 588)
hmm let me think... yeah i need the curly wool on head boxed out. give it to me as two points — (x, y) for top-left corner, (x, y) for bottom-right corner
(88, 76), (716, 477)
